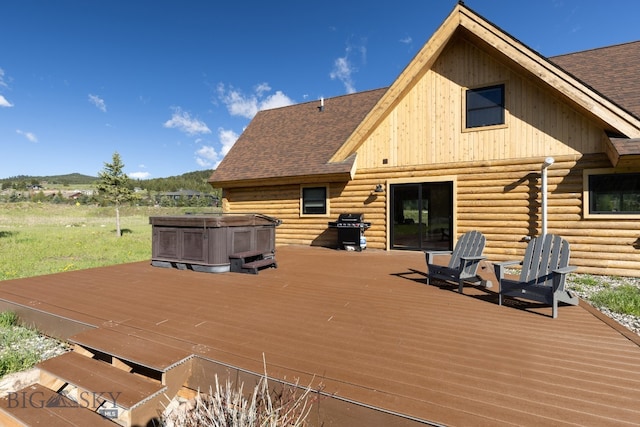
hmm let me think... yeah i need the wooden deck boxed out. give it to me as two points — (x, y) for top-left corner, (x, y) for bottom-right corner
(1, 245), (640, 426)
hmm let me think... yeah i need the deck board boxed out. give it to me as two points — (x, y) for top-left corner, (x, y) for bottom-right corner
(37, 352), (165, 409)
(1, 245), (639, 426)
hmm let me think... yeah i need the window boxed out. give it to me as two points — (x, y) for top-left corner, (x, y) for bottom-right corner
(589, 173), (640, 214)
(301, 186), (327, 215)
(465, 84), (505, 129)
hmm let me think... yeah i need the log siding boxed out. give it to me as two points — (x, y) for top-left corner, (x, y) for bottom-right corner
(222, 153), (640, 277)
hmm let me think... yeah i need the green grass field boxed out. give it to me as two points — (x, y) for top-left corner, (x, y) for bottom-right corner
(0, 203), (219, 280)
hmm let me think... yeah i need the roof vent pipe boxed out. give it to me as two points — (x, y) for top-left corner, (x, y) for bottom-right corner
(318, 97), (324, 112)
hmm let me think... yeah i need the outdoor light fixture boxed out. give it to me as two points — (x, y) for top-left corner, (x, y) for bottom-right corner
(541, 157), (554, 236)
(374, 184), (384, 193)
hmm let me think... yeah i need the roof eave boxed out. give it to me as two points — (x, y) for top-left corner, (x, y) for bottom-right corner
(607, 137), (640, 167)
(209, 171), (355, 189)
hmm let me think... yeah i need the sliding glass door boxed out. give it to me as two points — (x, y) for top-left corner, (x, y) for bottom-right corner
(390, 182), (453, 251)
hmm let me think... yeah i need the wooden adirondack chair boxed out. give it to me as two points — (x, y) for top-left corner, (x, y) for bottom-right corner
(495, 234), (578, 318)
(425, 230), (486, 293)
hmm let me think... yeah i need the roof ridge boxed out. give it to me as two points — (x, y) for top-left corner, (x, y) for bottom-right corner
(263, 87), (389, 113)
(551, 40), (640, 59)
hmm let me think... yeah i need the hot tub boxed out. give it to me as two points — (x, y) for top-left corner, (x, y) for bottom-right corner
(149, 213), (281, 273)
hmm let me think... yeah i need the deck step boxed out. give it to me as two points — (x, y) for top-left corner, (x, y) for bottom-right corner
(0, 383), (119, 426)
(37, 351), (165, 426)
(242, 257), (277, 274)
(229, 251), (277, 274)
(68, 327), (192, 373)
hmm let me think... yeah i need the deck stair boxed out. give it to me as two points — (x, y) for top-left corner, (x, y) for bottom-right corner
(0, 383), (118, 426)
(229, 250), (277, 274)
(0, 327), (194, 427)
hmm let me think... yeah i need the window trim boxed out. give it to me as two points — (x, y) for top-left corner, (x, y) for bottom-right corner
(583, 168), (640, 219)
(300, 184), (330, 217)
(462, 83), (508, 132)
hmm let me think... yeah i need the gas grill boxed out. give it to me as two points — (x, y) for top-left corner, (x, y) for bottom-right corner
(327, 213), (371, 251)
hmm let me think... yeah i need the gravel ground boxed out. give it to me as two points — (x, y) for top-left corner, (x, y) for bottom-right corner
(0, 334), (69, 398)
(566, 274), (640, 336)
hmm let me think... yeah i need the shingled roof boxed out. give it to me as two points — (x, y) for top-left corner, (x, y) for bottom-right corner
(552, 41), (640, 165)
(210, 13), (640, 187)
(209, 88), (387, 187)
(551, 41), (640, 120)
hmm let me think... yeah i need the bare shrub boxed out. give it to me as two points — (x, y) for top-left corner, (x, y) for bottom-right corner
(162, 361), (314, 427)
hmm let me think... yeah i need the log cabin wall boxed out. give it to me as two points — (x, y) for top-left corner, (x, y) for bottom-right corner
(222, 153), (640, 277)
(219, 34), (640, 277)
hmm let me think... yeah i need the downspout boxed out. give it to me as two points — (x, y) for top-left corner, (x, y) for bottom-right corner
(541, 157), (554, 236)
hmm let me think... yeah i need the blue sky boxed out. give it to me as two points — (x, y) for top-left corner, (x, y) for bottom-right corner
(1, 0), (639, 179)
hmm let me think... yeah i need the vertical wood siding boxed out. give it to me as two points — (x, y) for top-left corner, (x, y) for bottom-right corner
(357, 36), (604, 169)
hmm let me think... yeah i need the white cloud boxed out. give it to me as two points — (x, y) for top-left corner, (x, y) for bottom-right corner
(0, 68), (8, 88)
(0, 68), (13, 107)
(260, 91), (294, 111)
(330, 41), (366, 94)
(194, 127), (240, 168)
(16, 129), (38, 143)
(330, 56), (356, 94)
(163, 107), (211, 136)
(399, 35), (412, 44)
(219, 128), (239, 156)
(255, 82), (271, 97)
(217, 83), (294, 119)
(129, 171), (150, 179)
(88, 94), (107, 112)
(0, 95), (13, 108)
(195, 145), (218, 168)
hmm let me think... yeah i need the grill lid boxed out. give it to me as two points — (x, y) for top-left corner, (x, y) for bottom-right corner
(336, 213), (364, 222)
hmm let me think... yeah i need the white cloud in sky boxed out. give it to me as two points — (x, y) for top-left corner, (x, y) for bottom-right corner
(0, 68), (8, 88)
(330, 41), (366, 94)
(16, 129), (38, 143)
(330, 57), (356, 94)
(0, 68), (13, 107)
(195, 145), (218, 168)
(399, 35), (413, 45)
(255, 82), (271, 97)
(194, 127), (240, 169)
(129, 171), (150, 179)
(217, 83), (294, 119)
(260, 91), (295, 111)
(88, 94), (107, 112)
(219, 128), (239, 156)
(164, 107), (212, 136)
(0, 95), (12, 107)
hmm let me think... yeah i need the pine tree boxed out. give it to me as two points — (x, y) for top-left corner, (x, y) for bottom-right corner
(96, 152), (136, 237)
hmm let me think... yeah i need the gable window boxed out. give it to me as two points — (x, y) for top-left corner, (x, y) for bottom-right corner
(301, 186), (328, 215)
(589, 173), (640, 214)
(465, 84), (505, 129)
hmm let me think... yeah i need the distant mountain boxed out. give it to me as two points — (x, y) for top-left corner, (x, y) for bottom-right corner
(0, 170), (218, 193)
(132, 170), (216, 193)
(0, 173), (97, 185)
